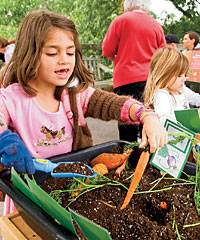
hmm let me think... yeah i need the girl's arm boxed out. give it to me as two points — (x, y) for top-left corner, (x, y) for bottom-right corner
(184, 85), (200, 107)
(86, 88), (130, 121)
(86, 89), (168, 153)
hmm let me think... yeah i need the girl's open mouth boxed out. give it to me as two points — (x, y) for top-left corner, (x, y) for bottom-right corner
(55, 68), (70, 79)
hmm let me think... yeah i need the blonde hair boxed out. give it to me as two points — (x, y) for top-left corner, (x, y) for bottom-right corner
(3, 10), (93, 100)
(143, 47), (189, 109)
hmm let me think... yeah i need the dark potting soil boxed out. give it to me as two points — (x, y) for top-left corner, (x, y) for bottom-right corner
(53, 162), (94, 176)
(39, 150), (200, 240)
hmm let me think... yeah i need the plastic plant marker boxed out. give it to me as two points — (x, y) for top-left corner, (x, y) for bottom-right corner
(11, 168), (40, 205)
(151, 118), (196, 178)
(69, 208), (112, 240)
(25, 175), (76, 235)
(175, 108), (200, 133)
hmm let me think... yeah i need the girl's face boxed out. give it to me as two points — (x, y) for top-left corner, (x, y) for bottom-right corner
(168, 74), (186, 94)
(35, 28), (75, 90)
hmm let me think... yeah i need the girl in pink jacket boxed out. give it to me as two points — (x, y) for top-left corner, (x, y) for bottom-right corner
(0, 10), (167, 215)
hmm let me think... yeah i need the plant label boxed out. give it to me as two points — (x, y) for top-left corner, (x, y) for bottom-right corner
(150, 119), (196, 178)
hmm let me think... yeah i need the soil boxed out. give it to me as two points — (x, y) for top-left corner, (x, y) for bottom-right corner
(39, 147), (200, 240)
(53, 162), (94, 176)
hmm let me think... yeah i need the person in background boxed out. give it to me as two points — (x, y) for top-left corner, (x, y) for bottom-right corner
(182, 31), (200, 93)
(102, 0), (166, 143)
(165, 34), (180, 48)
(0, 10), (168, 216)
(0, 37), (15, 87)
(183, 31), (199, 52)
(0, 36), (15, 64)
(143, 47), (200, 125)
(182, 31), (199, 59)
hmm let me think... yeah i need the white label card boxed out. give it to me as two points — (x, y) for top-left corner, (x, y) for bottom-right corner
(150, 119), (196, 178)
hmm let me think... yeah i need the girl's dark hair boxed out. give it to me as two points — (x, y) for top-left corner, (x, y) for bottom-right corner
(3, 10), (94, 100)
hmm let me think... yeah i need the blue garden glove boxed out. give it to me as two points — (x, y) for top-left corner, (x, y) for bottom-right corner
(0, 129), (35, 175)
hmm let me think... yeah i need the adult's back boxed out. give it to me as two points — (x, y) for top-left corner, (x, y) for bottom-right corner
(102, 0), (166, 143)
(102, 10), (166, 88)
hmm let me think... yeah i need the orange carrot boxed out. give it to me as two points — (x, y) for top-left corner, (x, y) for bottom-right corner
(120, 150), (150, 210)
(160, 201), (167, 209)
(115, 159), (127, 176)
(91, 148), (133, 170)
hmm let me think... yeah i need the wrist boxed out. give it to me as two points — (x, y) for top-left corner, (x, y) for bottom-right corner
(135, 105), (159, 124)
(129, 103), (143, 121)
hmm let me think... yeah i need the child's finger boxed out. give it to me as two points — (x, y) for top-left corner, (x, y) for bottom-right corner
(14, 161), (26, 174)
(140, 129), (157, 153)
(148, 137), (157, 153)
(139, 129), (148, 149)
(25, 157), (35, 175)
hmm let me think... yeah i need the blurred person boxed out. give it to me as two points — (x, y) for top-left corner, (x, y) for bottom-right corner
(182, 31), (199, 52)
(0, 36), (15, 64)
(182, 31), (200, 93)
(102, 0), (166, 142)
(182, 31), (199, 60)
(165, 34), (179, 48)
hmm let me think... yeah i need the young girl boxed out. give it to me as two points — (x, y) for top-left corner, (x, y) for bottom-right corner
(144, 47), (200, 124)
(0, 10), (167, 215)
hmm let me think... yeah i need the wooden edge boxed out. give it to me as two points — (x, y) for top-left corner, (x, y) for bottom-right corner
(0, 212), (27, 240)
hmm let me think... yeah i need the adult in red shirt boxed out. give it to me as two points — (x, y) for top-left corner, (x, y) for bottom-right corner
(102, 0), (166, 142)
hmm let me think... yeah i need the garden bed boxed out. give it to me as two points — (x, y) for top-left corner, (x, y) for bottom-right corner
(1, 140), (199, 240)
(39, 146), (200, 240)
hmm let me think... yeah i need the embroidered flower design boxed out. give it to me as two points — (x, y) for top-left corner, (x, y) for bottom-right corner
(66, 111), (73, 120)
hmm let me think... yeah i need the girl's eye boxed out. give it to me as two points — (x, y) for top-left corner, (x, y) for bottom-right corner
(46, 53), (57, 56)
(67, 52), (75, 56)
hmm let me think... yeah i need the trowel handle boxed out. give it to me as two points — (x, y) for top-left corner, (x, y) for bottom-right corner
(33, 158), (57, 173)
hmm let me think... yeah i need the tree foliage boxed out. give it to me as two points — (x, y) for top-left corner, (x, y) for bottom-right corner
(68, 0), (122, 43)
(161, 0), (200, 40)
(0, 0), (122, 43)
(0, 0), (199, 44)
(168, 0), (200, 20)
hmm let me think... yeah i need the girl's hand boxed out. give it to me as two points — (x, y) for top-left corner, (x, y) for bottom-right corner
(139, 115), (168, 153)
(0, 129), (35, 175)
